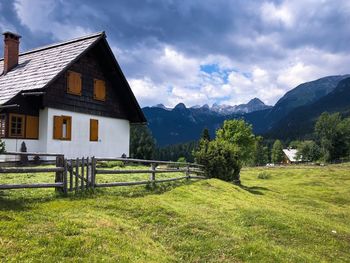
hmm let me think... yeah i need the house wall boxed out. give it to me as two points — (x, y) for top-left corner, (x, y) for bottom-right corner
(1, 107), (130, 160)
(44, 107), (130, 159)
(43, 45), (130, 120)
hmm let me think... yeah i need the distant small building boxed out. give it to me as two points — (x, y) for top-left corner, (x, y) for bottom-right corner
(282, 149), (301, 164)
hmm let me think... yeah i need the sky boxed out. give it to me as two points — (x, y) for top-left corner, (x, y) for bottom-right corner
(0, 0), (350, 108)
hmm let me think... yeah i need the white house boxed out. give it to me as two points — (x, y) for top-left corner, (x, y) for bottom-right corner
(0, 31), (146, 160)
(282, 149), (301, 164)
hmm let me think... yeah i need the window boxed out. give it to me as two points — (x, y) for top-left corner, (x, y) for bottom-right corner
(9, 114), (25, 138)
(67, 71), (82, 96)
(90, 119), (99, 141)
(93, 79), (106, 101)
(26, 116), (39, 139)
(53, 116), (72, 140)
(0, 114), (6, 138)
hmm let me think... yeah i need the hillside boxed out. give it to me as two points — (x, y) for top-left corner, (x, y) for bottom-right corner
(268, 77), (350, 139)
(264, 75), (349, 128)
(143, 104), (227, 146)
(1, 164), (350, 262)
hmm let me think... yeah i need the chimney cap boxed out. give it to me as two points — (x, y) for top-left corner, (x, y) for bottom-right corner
(3, 31), (22, 39)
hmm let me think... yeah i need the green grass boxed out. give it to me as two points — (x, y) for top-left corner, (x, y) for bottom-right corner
(1, 164), (350, 262)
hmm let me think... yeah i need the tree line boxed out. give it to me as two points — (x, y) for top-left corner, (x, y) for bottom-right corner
(131, 111), (350, 166)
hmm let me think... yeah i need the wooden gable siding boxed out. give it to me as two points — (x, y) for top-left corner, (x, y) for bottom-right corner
(43, 45), (129, 120)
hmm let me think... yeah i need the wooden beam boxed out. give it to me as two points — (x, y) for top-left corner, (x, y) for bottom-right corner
(0, 183), (63, 189)
(0, 104), (20, 109)
(95, 157), (204, 167)
(0, 167), (64, 173)
(3, 152), (64, 157)
(21, 92), (46, 96)
(95, 169), (188, 174)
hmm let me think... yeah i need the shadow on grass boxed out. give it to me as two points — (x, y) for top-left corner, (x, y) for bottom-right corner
(239, 185), (270, 195)
(0, 190), (61, 211)
(93, 179), (197, 198)
(0, 179), (203, 211)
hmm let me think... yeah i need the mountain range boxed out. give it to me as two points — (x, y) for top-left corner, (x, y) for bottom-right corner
(152, 97), (271, 115)
(142, 75), (350, 146)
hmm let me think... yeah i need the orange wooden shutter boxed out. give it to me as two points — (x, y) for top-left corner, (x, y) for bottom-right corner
(67, 71), (82, 95)
(65, 116), (72, 140)
(53, 116), (63, 139)
(25, 116), (39, 139)
(94, 79), (106, 101)
(90, 119), (99, 141)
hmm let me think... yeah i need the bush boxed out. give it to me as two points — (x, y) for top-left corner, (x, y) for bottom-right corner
(257, 171), (270, 179)
(194, 140), (241, 183)
(177, 157), (187, 163)
(97, 161), (125, 168)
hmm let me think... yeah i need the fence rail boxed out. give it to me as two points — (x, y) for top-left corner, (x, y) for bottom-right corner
(0, 153), (206, 193)
(0, 152), (67, 192)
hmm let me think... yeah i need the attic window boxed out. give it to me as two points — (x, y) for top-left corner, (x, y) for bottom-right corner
(9, 114), (25, 138)
(94, 79), (106, 101)
(67, 71), (82, 96)
(0, 114), (6, 137)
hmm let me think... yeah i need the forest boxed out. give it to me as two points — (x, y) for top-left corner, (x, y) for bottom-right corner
(130, 111), (350, 167)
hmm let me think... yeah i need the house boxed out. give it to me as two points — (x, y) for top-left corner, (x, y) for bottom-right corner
(0, 31), (146, 159)
(282, 149), (301, 164)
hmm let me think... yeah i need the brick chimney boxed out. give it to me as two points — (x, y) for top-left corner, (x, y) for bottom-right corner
(3, 31), (21, 74)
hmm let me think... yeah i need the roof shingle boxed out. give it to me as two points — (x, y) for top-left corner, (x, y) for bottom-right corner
(0, 32), (103, 105)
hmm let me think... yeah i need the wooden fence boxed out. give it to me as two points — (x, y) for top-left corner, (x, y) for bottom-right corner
(0, 152), (67, 193)
(0, 153), (206, 194)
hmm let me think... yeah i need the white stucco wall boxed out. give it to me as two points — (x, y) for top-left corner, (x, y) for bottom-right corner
(1, 107), (130, 160)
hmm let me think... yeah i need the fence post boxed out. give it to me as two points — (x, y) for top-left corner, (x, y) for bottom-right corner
(186, 164), (190, 179)
(150, 163), (156, 184)
(81, 157), (85, 191)
(63, 159), (68, 195)
(75, 158), (79, 193)
(69, 160), (73, 192)
(55, 155), (64, 193)
(91, 157), (96, 190)
(86, 157), (90, 189)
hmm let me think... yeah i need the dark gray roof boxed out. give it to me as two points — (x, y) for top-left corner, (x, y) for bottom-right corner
(0, 32), (104, 105)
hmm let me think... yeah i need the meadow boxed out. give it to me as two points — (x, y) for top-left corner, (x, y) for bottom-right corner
(1, 163), (350, 262)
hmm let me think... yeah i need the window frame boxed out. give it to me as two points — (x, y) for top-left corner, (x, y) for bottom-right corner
(9, 113), (25, 138)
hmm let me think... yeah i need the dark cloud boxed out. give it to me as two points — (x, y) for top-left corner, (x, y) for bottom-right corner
(0, 0), (349, 107)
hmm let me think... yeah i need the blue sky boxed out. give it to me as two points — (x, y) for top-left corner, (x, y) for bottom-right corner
(1, 0), (350, 107)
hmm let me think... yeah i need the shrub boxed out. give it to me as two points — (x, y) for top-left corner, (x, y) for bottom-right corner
(177, 157), (187, 163)
(257, 171), (270, 179)
(194, 140), (241, 183)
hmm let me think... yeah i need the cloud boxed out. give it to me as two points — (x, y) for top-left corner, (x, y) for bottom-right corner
(5, 0), (350, 107)
(14, 0), (92, 40)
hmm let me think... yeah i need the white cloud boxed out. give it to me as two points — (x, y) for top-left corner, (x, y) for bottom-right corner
(261, 2), (295, 28)
(9, 0), (350, 108)
(14, 0), (91, 40)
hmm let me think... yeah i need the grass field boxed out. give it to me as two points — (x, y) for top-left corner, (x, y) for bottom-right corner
(1, 163), (350, 262)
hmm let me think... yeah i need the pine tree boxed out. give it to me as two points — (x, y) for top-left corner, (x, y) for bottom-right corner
(201, 128), (211, 141)
(271, 140), (284, 164)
